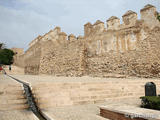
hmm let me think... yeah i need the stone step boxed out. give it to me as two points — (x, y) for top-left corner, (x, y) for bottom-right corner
(71, 95), (138, 104)
(35, 93), (143, 105)
(33, 88), (144, 100)
(34, 91), (143, 108)
(31, 81), (152, 90)
(29, 79), (160, 109)
(0, 94), (26, 99)
(0, 98), (27, 104)
(0, 77), (28, 111)
(32, 85), (144, 95)
(3, 90), (24, 95)
(32, 86), (145, 93)
(36, 98), (105, 108)
(0, 87), (23, 93)
(36, 96), (140, 109)
(32, 81), (149, 87)
(0, 103), (29, 111)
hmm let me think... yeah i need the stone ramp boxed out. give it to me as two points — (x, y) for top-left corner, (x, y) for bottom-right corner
(0, 75), (38, 120)
(0, 110), (38, 120)
(0, 75), (28, 110)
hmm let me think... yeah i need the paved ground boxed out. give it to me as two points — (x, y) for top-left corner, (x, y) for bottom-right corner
(0, 75), (38, 120)
(1, 68), (160, 120)
(11, 74), (159, 84)
(42, 98), (141, 120)
(0, 110), (38, 120)
(3, 65), (24, 75)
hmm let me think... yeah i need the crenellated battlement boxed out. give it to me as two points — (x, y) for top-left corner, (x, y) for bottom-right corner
(27, 4), (159, 54)
(83, 4), (159, 35)
(140, 4), (156, 12)
(107, 16), (120, 30)
(68, 34), (76, 42)
(58, 32), (68, 43)
(14, 4), (160, 76)
(77, 35), (84, 40)
(84, 22), (92, 36)
(93, 20), (105, 33)
(140, 4), (159, 29)
(122, 10), (137, 26)
(54, 26), (61, 33)
(26, 4), (160, 54)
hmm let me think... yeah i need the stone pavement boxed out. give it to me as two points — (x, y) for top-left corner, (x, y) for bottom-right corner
(0, 110), (38, 120)
(3, 65), (24, 75)
(0, 75), (38, 120)
(1, 74), (160, 120)
(42, 98), (140, 120)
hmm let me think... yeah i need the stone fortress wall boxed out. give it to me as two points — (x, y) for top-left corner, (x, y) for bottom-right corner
(14, 4), (160, 77)
(12, 48), (25, 67)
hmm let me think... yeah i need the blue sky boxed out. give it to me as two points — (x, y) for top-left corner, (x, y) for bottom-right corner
(0, 0), (159, 50)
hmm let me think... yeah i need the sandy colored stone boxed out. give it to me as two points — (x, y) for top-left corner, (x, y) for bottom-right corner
(13, 4), (160, 78)
(0, 110), (39, 120)
(3, 65), (24, 75)
(42, 98), (140, 120)
(11, 75), (160, 109)
(0, 75), (28, 111)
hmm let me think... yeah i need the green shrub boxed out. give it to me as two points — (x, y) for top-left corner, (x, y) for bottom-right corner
(140, 96), (160, 110)
(157, 13), (160, 22)
(0, 49), (14, 65)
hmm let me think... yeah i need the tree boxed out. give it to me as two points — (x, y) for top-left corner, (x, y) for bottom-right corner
(0, 48), (15, 65)
(157, 12), (160, 22)
(0, 43), (5, 49)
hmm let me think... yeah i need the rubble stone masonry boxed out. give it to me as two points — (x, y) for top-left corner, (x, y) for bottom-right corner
(14, 4), (160, 77)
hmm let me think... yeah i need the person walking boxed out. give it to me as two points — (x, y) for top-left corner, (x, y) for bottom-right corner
(9, 65), (11, 71)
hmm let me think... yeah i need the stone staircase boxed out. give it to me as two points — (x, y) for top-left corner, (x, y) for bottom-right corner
(0, 76), (28, 111)
(31, 79), (160, 109)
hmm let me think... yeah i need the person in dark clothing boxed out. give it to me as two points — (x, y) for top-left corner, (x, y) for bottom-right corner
(9, 65), (11, 71)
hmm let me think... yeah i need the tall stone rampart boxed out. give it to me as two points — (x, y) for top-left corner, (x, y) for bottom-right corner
(39, 39), (83, 76)
(14, 4), (160, 77)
